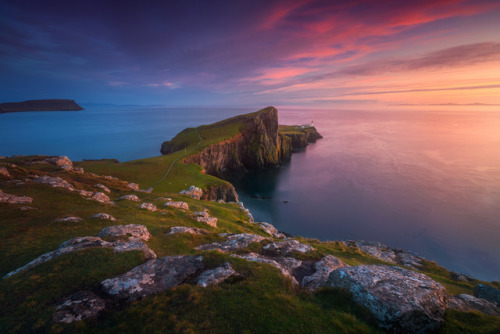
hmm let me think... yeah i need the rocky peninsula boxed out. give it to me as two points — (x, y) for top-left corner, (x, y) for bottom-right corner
(0, 108), (499, 333)
(0, 99), (84, 113)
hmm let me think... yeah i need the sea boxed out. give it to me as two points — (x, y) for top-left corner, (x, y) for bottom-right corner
(1, 105), (499, 281)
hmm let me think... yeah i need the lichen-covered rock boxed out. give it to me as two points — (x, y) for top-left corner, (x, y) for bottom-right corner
(3, 236), (156, 279)
(101, 255), (204, 301)
(197, 262), (237, 287)
(91, 213), (116, 221)
(196, 233), (270, 252)
(302, 255), (348, 290)
(55, 216), (83, 223)
(34, 175), (74, 191)
(0, 167), (11, 177)
(95, 184), (111, 193)
(127, 183), (140, 191)
(233, 252), (302, 285)
(53, 291), (105, 323)
(88, 192), (113, 204)
(180, 185), (203, 199)
(347, 241), (424, 270)
(448, 294), (500, 316)
(169, 226), (208, 235)
(98, 224), (151, 241)
(256, 222), (285, 239)
(263, 240), (314, 256)
(119, 194), (140, 202)
(326, 265), (449, 333)
(165, 201), (189, 210)
(474, 284), (500, 306)
(0, 190), (33, 204)
(139, 202), (157, 212)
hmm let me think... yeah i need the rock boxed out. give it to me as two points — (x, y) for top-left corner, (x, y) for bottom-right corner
(53, 291), (105, 323)
(193, 210), (209, 218)
(348, 241), (424, 270)
(326, 265), (449, 333)
(474, 284), (500, 306)
(101, 255), (204, 301)
(91, 213), (117, 221)
(196, 233), (270, 252)
(139, 202), (157, 212)
(194, 212), (218, 228)
(98, 224), (151, 241)
(197, 262), (237, 287)
(45, 156), (73, 169)
(180, 185), (203, 199)
(119, 194), (140, 202)
(263, 240), (315, 256)
(127, 183), (140, 191)
(34, 175), (74, 191)
(3, 236), (156, 278)
(243, 208), (254, 223)
(95, 184), (111, 193)
(76, 189), (93, 197)
(73, 167), (84, 173)
(0, 190), (33, 204)
(233, 252), (302, 285)
(0, 167), (11, 177)
(256, 222), (285, 239)
(449, 271), (474, 282)
(165, 201), (189, 210)
(302, 255), (348, 290)
(448, 294), (500, 316)
(88, 192), (113, 205)
(139, 187), (153, 193)
(19, 206), (36, 211)
(169, 226), (208, 235)
(55, 216), (83, 223)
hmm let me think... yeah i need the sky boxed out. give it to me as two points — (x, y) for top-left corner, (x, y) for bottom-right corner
(1, 0), (500, 108)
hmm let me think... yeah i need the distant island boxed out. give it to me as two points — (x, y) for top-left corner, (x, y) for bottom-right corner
(0, 99), (84, 113)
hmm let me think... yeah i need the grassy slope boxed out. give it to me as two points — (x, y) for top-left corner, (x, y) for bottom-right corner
(1, 115), (499, 333)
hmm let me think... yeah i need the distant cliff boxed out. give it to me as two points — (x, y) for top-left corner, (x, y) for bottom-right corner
(161, 107), (322, 178)
(0, 99), (84, 113)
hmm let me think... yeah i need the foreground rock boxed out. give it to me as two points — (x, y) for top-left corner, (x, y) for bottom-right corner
(3, 236), (156, 278)
(169, 226), (207, 235)
(180, 185), (203, 199)
(119, 194), (140, 202)
(0, 190), (33, 204)
(263, 240), (315, 256)
(91, 213), (116, 221)
(326, 265), (448, 333)
(448, 294), (500, 316)
(196, 262), (237, 287)
(53, 291), (105, 323)
(165, 201), (189, 210)
(474, 284), (500, 306)
(101, 255), (204, 301)
(34, 175), (74, 191)
(346, 241), (424, 270)
(196, 233), (270, 252)
(302, 255), (348, 290)
(139, 202), (157, 212)
(98, 224), (151, 241)
(233, 252), (302, 285)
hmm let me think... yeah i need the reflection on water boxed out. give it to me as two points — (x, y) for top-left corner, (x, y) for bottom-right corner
(230, 109), (500, 281)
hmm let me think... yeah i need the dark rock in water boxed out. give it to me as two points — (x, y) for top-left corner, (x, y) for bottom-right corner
(448, 294), (500, 316)
(326, 265), (449, 333)
(196, 262), (238, 287)
(302, 255), (348, 290)
(0, 99), (83, 113)
(53, 291), (105, 323)
(474, 284), (500, 306)
(101, 255), (204, 301)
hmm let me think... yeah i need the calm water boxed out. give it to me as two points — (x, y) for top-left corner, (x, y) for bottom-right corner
(1, 106), (499, 281)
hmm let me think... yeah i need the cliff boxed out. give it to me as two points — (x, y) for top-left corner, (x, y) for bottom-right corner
(0, 99), (84, 113)
(161, 107), (322, 178)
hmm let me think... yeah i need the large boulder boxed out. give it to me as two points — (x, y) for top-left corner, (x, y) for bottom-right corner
(262, 240), (315, 256)
(196, 233), (270, 252)
(302, 255), (348, 290)
(53, 291), (105, 323)
(196, 262), (237, 287)
(0, 190), (33, 204)
(474, 284), (500, 306)
(180, 185), (203, 199)
(101, 255), (204, 301)
(98, 224), (151, 241)
(326, 265), (449, 333)
(448, 294), (500, 316)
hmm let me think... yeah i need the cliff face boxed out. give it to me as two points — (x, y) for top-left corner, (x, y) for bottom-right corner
(0, 99), (84, 113)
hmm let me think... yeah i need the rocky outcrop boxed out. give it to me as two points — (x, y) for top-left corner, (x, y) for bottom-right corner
(91, 213), (116, 221)
(180, 185), (203, 199)
(284, 127), (323, 150)
(302, 255), (348, 290)
(101, 255), (204, 301)
(165, 201), (189, 210)
(448, 294), (500, 316)
(326, 265), (449, 333)
(3, 236), (156, 279)
(202, 183), (239, 202)
(474, 284), (500, 306)
(53, 291), (105, 324)
(119, 194), (140, 202)
(196, 262), (237, 287)
(139, 203), (157, 212)
(169, 226), (208, 235)
(0, 189), (33, 204)
(98, 224), (151, 241)
(262, 240), (315, 256)
(0, 99), (83, 113)
(196, 233), (270, 252)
